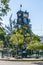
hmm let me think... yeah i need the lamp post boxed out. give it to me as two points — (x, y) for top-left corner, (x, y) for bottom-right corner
(16, 42), (18, 58)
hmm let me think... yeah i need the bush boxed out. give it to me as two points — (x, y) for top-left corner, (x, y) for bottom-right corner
(35, 55), (40, 59)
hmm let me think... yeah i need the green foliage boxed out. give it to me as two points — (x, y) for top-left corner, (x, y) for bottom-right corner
(0, 27), (5, 41)
(26, 33), (42, 50)
(0, 40), (3, 47)
(0, 0), (10, 20)
(9, 29), (24, 46)
(5, 14), (16, 34)
(0, 27), (5, 47)
(27, 43), (43, 50)
(35, 55), (40, 59)
(25, 33), (31, 43)
(1, 0), (10, 13)
(32, 34), (40, 42)
(1, 0), (10, 4)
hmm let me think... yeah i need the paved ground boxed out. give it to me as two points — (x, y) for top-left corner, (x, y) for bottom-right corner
(0, 61), (43, 65)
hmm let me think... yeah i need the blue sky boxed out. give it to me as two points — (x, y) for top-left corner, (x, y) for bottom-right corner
(2, 0), (43, 36)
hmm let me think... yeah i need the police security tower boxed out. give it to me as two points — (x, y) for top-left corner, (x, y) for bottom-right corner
(17, 5), (31, 34)
(17, 5), (29, 24)
(17, 5), (31, 57)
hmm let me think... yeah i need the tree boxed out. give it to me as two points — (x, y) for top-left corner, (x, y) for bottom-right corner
(5, 14), (17, 34)
(0, 0), (10, 47)
(27, 42), (43, 57)
(0, 27), (5, 40)
(27, 43), (42, 50)
(9, 29), (24, 46)
(26, 33), (41, 56)
(0, 40), (3, 47)
(0, 0), (10, 20)
(26, 34), (40, 49)
(0, 27), (5, 48)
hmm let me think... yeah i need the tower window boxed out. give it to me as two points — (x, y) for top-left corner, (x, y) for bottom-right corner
(23, 18), (27, 24)
(23, 14), (28, 18)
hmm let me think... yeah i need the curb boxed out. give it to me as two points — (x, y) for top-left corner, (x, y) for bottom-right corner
(0, 59), (43, 62)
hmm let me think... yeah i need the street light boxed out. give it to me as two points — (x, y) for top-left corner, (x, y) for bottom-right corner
(16, 42), (18, 58)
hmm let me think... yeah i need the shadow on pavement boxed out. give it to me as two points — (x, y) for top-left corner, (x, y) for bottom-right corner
(32, 62), (43, 65)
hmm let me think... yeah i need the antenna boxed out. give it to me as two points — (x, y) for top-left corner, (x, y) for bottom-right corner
(20, 4), (22, 10)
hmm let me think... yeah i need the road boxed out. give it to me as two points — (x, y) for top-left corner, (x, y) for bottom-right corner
(0, 61), (43, 65)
